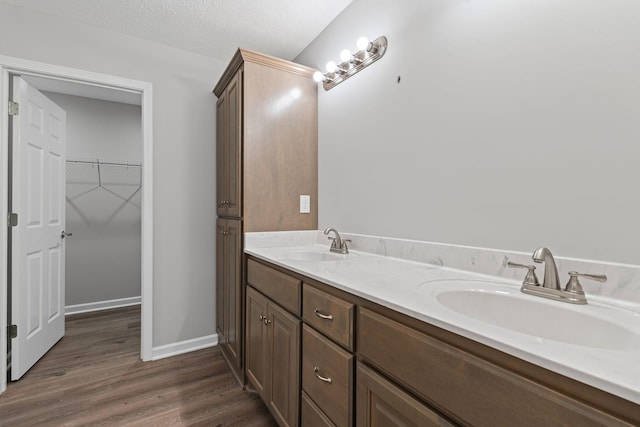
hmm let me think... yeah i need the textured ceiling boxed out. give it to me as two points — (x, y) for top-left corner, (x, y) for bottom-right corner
(0, 0), (353, 61)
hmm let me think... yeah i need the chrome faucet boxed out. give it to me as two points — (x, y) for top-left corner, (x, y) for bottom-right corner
(508, 246), (607, 305)
(324, 227), (350, 254)
(532, 247), (561, 290)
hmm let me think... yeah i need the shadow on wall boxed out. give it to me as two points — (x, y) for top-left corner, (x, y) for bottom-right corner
(66, 160), (142, 226)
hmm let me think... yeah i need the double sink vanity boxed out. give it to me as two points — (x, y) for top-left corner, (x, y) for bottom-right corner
(243, 229), (640, 426)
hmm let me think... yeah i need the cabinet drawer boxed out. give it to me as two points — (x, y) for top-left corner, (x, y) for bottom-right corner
(303, 284), (354, 350)
(302, 325), (353, 427)
(302, 391), (337, 427)
(247, 258), (301, 315)
(357, 363), (454, 427)
(358, 308), (631, 427)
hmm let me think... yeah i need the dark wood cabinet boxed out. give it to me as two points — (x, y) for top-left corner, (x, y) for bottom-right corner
(358, 307), (633, 427)
(302, 284), (354, 351)
(301, 285), (355, 427)
(216, 218), (242, 374)
(246, 286), (300, 427)
(302, 325), (353, 427)
(245, 255), (639, 427)
(268, 301), (300, 427)
(214, 48), (318, 385)
(356, 363), (454, 427)
(215, 71), (241, 218)
(302, 391), (337, 427)
(245, 286), (268, 397)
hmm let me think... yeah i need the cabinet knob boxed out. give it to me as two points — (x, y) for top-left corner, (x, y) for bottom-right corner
(259, 314), (270, 326)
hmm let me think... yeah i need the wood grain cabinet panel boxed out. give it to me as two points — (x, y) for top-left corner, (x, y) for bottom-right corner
(245, 286), (268, 398)
(247, 258), (301, 316)
(302, 391), (338, 427)
(358, 307), (632, 427)
(302, 324), (353, 427)
(214, 48), (318, 386)
(246, 286), (300, 427)
(268, 301), (300, 427)
(302, 284), (354, 350)
(216, 70), (241, 218)
(216, 218), (242, 373)
(356, 363), (455, 427)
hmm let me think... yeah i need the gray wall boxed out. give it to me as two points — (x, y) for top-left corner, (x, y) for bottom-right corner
(0, 3), (224, 346)
(296, 0), (640, 265)
(43, 92), (141, 307)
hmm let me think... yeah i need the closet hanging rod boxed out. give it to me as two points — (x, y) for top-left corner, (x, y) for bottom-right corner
(66, 159), (142, 167)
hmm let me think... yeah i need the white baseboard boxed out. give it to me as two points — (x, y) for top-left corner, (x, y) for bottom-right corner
(151, 334), (218, 361)
(65, 296), (141, 315)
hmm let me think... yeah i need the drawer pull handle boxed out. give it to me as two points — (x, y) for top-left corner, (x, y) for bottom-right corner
(313, 366), (332, 384)
(314, 308), (333, 321)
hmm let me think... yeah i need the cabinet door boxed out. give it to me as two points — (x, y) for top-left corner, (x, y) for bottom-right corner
(356, 363), (453, 427)
(216, 70), (242, 218)
(216, 91), (227, 216)
(268, 301), (300, 427)
(215, 219), (227, 344)
(225, 71), (242, 218)
(217, 218), (242, 374)
(224, 219), (242, 367)
(246, 286), (269, 399)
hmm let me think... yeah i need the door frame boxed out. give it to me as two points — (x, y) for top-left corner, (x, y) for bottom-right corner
(0, 55), (154, 394)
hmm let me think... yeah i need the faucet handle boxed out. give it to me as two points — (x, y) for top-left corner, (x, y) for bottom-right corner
(565, 271), (607, 294)
(507, 261), (540, 286)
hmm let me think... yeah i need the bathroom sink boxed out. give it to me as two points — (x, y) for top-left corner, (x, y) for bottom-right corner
(419, 280), (640, 351)
(278, 248), (352, 262)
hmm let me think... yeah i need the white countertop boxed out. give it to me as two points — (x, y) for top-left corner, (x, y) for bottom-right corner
(245, 236), (640, 405)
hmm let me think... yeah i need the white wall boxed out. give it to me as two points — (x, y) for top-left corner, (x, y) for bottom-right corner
(296, 0), (640, 265)
(44, 92), (142, 161)
(43, 92), (141, 307)
(0, 3), (225, 346)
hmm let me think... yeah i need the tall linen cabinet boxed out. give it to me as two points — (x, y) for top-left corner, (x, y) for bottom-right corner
(213, 49), (318, 385)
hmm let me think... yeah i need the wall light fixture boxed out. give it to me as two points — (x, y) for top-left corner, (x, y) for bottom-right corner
(313, 35), (388, 90)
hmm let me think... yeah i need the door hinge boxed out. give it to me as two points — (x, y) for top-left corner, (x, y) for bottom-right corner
(8, 212), (18, 227)
(8, 324), (17, 339)
(8, 100), (19, 116)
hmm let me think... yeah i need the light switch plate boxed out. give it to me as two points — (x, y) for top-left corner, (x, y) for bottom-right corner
(300, 195), (311, 213)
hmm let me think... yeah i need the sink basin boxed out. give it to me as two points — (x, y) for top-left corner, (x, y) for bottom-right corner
(278, 248), (352, 262)
(419, 280), (640, 351)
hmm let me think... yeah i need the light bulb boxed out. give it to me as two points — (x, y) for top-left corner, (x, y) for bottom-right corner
(325, 61), (337, 73)
(356, 36), (369, 51)
(340, 49), (352, 62)
(313, 71), (324, 82)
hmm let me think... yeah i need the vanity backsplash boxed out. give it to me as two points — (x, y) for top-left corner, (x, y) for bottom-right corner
(245, 230), (640, 305)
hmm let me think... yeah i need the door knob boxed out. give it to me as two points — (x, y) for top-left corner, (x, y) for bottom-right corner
(61, 231), (73, 239)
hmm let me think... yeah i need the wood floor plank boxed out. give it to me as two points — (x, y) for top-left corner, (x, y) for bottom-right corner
(0, 306), (276, 427)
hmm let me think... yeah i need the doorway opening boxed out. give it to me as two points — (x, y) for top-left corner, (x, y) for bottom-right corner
(0, 55), (154, 395)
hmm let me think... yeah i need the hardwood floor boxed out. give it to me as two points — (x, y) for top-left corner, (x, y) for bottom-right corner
(0, 306), (276, 427)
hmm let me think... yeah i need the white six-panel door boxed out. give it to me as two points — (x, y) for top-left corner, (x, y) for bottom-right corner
(11, 76), (66, 380)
